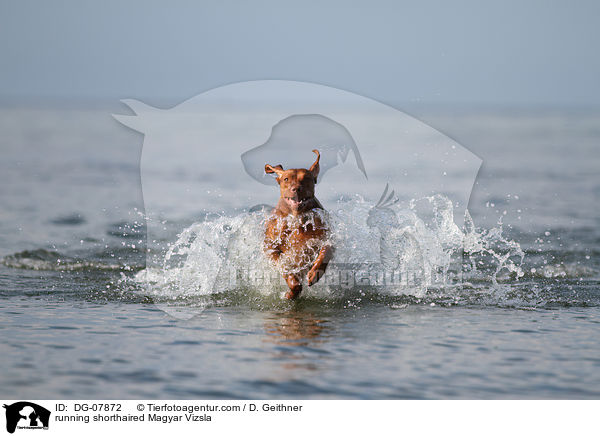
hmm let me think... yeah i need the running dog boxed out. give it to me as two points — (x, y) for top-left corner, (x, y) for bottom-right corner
(264, 149), (333, 299)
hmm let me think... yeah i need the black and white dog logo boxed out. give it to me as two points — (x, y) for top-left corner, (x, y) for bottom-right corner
(3, 402), (50, 433)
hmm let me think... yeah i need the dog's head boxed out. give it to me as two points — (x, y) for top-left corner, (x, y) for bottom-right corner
(265, 149), (320, 213)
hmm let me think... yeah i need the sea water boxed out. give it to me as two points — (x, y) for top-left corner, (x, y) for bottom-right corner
(1, 105), (599, 399)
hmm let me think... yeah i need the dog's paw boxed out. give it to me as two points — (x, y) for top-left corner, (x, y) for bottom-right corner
(307, 268), (319, 286)
(285, 289), (300, 300)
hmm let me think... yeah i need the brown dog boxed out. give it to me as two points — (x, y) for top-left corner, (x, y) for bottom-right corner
(264, 149), (333, 299)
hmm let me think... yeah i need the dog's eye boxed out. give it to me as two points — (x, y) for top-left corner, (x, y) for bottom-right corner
(284, 178), (288, 182)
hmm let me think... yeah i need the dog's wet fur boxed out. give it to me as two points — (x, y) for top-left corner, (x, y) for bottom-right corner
(264, 149), (333, 299)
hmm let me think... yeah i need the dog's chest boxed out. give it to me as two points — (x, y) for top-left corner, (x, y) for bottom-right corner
(273, 213), (326, 247)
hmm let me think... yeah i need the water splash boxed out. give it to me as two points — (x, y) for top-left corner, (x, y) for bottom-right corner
(133, 194), (526, 306)
(462, 209), (525, 284)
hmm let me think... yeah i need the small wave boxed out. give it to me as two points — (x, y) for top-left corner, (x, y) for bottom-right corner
(49, 213), (86, 226)
(106, 220), (145, 239)
(523, 263), (598, 279)
(2, 249), (137, 272)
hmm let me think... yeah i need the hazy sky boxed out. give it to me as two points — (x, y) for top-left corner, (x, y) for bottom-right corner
(1, 0), (598, 107)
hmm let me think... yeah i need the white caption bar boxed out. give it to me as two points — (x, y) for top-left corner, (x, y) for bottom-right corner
(0, 400), (596, 436)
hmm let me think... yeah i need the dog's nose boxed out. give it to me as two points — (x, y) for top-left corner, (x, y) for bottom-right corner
(290, 186), (298, 192)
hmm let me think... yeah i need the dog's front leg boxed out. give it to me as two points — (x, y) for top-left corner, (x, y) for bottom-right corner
(307, 244), (333, 286)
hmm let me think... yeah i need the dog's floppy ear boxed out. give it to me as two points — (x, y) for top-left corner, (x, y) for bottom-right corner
(309, 149), (320, 182)
(265, 164), (284, 177)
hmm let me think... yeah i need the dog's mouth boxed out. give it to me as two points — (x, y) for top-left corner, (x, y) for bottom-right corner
(284, 196), (310, 208)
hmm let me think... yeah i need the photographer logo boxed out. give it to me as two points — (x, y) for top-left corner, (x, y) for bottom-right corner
(3, 402), (50, 433)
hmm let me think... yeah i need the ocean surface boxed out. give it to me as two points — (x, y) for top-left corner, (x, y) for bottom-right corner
(1, 103), (599, 399)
